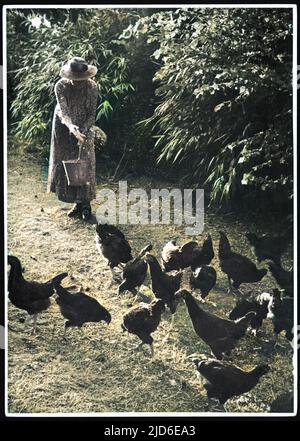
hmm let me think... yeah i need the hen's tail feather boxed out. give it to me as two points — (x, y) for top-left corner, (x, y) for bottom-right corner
(46, 272), (68, 286)
(235, 312), (256, 329)
(137, 244), (153, 259)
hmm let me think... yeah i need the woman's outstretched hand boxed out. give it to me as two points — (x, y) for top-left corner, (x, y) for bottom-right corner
(69, 124), (86, 144)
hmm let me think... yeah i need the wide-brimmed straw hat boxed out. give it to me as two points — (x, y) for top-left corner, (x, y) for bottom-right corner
(60, 57), (97, 81)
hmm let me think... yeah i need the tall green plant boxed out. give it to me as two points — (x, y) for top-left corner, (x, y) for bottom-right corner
(7, 9), (137, 147)
(132, 8), (293, 209)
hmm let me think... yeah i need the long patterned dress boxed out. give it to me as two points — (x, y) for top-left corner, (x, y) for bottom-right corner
(47, 78), (98, 203)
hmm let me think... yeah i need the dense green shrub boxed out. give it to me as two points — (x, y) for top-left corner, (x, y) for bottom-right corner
(130, 8), (293, 210)
(7, 9), (139, 149)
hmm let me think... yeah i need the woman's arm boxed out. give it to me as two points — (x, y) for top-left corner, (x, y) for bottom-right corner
(82, 81), (98, 133)
(55, 80), (85, 143)
(55, 80), (73, 129)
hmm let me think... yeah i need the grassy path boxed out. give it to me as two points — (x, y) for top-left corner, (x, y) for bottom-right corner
(7, 154), (293, 414)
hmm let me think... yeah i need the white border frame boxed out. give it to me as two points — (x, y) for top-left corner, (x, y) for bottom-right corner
(3, 3), (298, 418)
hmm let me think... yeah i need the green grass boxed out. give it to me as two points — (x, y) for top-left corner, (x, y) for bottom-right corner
(7, 154), (294, 414)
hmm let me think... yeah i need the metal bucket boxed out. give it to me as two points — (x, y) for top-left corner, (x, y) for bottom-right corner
(62, 159), (89, 187)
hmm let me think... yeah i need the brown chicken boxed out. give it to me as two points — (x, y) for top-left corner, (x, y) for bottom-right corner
(176, 289), (255, 359)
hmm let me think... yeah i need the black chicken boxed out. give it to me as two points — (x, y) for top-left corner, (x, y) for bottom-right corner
(118, 244), (152, 299)
(229, 292), (272, 336)
(161, 240), (199, 272)
(179, 241), (199, 267)
(267, 288), (294, 342)
(161, 234), (214, 272)
(121, 299), (165, 357)
(8, 255), (68, 333)
(190, 234), (215, 270)
(145, 254), (182, 339)
(193, 358), (270, 408)
(179, 235), (215, 270)
(219, 231), (267, 295)
(268, 262), (293, 297)
(189, 265), (217, 302)
(245, 231), (289, 265)
(55, 284), (111, 338)
(270, 391), (294, 413)
(176, 289), (255, 359)
(95, 223), (133, 282)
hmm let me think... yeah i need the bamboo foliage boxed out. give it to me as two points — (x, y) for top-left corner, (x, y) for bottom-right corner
(129, 8), (293, 208)
(7, 9), (136, 144)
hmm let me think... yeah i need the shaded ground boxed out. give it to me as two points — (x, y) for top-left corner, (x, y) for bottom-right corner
(7, 153), (294, 414)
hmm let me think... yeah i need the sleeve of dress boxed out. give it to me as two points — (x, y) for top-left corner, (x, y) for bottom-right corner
(83, 81), (98, 133)
(54, 80), (73, 129)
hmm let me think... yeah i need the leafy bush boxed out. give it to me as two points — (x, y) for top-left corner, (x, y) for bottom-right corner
(131, 8), (293, 209)
(7, 9), (138, 149)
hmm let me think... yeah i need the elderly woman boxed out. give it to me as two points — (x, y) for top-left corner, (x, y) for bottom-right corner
(47, 57), (98, 221)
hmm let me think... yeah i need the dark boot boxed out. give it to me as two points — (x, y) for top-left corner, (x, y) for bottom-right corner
(81, 202), (92, 221)
(67, 203), (82, 218)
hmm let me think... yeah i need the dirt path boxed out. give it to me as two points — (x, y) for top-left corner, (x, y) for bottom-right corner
(7, 154), (293, 414)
